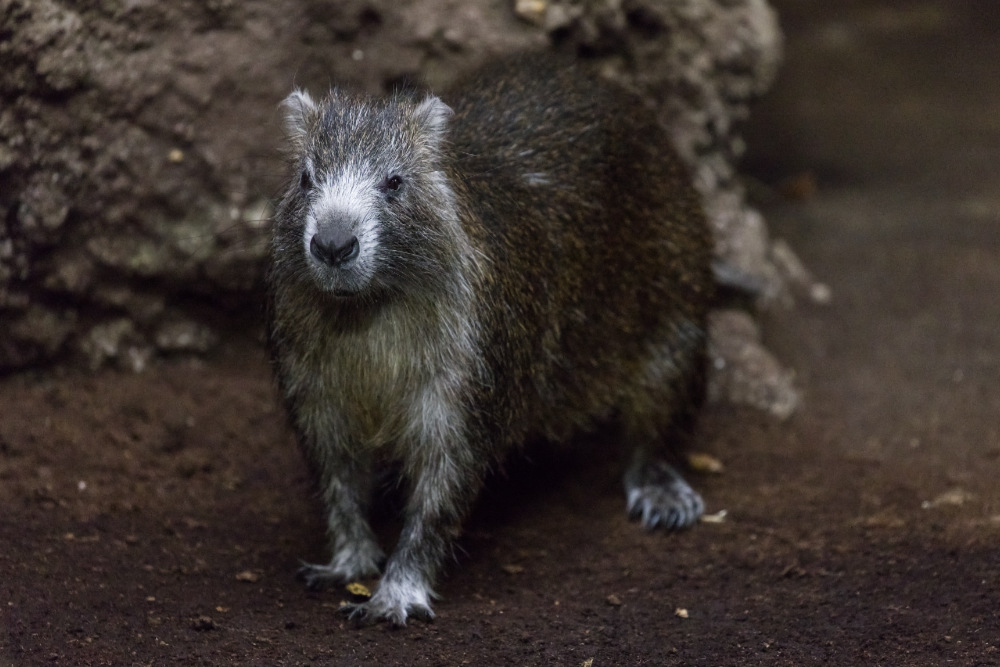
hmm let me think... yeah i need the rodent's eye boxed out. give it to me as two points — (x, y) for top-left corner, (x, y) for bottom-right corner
(380, 175), (403, 193)
(299, 168), (312, 192)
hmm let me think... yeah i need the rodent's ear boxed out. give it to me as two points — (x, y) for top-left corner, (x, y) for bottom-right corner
(281, 89), (318, 144)
(413, 95), (453, 147)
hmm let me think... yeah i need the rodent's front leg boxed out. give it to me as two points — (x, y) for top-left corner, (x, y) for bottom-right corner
(342, 436), (481, 626)
(298, 452), (385, 590)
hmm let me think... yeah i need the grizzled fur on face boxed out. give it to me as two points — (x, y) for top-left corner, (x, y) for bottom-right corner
(276, 89), (462, 300)
(267, 55), (714, 628)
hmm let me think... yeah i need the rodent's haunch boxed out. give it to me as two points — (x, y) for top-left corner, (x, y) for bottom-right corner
(267, 55), (714, 626)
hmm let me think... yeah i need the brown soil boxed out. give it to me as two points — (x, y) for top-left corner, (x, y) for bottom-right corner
(4, 2), (1000, 665)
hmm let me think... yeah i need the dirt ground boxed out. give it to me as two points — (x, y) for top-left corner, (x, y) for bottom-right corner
(3, 1), (1000, 665)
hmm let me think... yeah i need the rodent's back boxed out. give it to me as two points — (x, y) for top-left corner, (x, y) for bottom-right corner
(444, 56), (713, 443)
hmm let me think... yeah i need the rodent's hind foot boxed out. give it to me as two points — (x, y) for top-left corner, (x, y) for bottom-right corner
(624, 458), (704, 531)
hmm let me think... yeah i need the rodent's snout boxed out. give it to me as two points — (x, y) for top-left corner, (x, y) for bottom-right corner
(310, 227), (360, 267)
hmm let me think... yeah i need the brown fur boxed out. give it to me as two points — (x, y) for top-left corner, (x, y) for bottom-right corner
(267, 54), (713, 626)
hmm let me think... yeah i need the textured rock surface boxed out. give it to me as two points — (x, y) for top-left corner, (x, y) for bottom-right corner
(1, 0), (798, 412)
(707, 309), (798, 419)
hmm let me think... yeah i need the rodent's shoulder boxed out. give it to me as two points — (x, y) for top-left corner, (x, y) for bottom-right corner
(442, 54), (677, 192)
(445, 55), (622, 140)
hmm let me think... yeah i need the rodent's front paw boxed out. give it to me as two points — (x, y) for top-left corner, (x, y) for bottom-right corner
(297, 541), (386, 590)
(339, 573), (436, 627)
(296, 559), (381, 591)
(296, 562), (348, 590)
(340, 596), (435, 628)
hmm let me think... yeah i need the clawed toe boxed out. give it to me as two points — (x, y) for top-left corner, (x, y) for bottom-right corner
(297, 562), (335, 590)
(339, 602), (380, 627)
(339, 600), (434, 628)
(624, 460), (704, 532)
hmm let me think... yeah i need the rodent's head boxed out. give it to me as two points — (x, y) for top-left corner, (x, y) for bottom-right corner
(274, 87), (457, 300)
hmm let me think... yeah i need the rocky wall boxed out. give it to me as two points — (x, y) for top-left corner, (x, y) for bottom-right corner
(0, 0), (802, 413)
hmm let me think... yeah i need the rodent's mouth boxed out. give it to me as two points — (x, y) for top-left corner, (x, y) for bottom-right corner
(306, 259), (370, 299)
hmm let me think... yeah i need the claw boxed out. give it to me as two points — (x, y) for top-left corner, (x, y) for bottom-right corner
(407, 605), (435, 624)
(340, 602), (382, 627)
(296, 561), (347, 590)
(339, 599), (434, 628)
(624, 459), (704, 532)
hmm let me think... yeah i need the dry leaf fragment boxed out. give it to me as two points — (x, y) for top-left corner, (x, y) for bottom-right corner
(688, 452), (724, 474)
(700, 509), (728, 524)
(921, 488), (974, 509)
(345, 582), (371, 598)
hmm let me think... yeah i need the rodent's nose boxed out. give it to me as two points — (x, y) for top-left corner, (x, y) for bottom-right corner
(310, 229), (360, 267)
